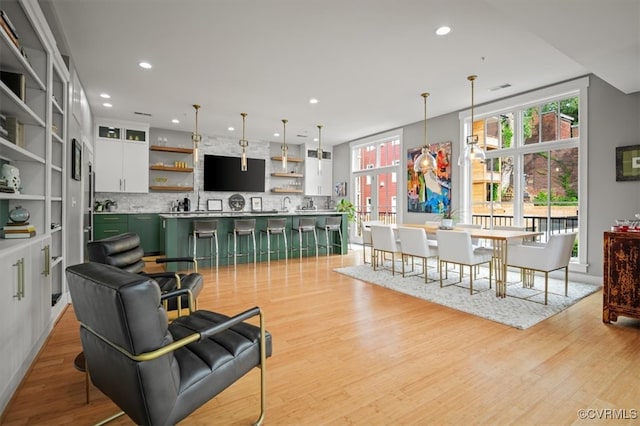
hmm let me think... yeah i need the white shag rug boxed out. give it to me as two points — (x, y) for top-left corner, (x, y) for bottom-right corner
(334, 262), (601, 329)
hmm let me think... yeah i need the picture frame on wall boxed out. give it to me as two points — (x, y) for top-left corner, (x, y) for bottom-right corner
(207, 199), (223, 211)
(616, 145), (640, 181)
(251, 196), (262, 212)
(71, 138), (81, 181)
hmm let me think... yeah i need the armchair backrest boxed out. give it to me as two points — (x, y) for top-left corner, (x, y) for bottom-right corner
(87, 232), (145, 273)
(437, 230), (474, 264)
(66, 262), (180, 425)
(544, 232), (577, 270)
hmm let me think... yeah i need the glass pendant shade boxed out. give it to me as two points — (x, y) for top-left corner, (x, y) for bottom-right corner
(281, 119), (288, 170)
(317, 124), (323, 175)
(458, 75), (485, 166)
(191, 104), (201, 165)
(413, 92), (436, 174)
(239, 112), (248, 172)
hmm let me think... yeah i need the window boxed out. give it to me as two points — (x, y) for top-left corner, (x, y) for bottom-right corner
(459, 77), (587, 270)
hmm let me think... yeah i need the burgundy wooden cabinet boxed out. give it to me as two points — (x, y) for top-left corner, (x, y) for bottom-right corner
(603, 231), (640, 323)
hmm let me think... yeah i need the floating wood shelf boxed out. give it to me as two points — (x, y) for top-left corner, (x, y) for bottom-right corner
(150, 165), (194, 172)
(271, 156), (303, 163)
(271, 188), (304, 193)
(149, 186), (194, 191)
(150, 145), (193, 154)
(271, 172), (303, 178)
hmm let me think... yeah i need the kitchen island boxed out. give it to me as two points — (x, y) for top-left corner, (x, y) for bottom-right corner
(160, 210), (348, 270)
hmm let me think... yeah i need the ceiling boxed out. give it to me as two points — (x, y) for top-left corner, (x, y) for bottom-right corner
(42, 0), (639, 146)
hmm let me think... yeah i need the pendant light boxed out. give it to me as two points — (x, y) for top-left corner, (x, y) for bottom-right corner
(239, 112), (248, 171)
(281, 119), (288, 170)
(316, 124), (323, 174)
(191, 104), (201, 165)
(413, 92), (437, 174)
(458, 75), (485, 165)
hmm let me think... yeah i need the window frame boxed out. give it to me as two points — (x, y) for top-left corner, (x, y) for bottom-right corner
(458, 77), (589, 271)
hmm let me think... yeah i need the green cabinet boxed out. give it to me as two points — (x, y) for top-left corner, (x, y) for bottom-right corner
(93, 214), (129, 240)
(128, 214), (163, 255)
(93, 214), (163, 255)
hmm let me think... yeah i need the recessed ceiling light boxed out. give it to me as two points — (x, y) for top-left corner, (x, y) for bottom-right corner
(309, 98), (318, 104)
(138, 61), (152, 69)
(103, 103), (112, 108)
(435, 26), (451, 36)
(100, 93), (111, 99)
(228, 127), (235, 131)
(171, 119), (180, 124)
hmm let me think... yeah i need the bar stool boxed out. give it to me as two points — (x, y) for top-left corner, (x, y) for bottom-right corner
(227, 219), (257, 267)
(259, 218), (288, 264)
(318, 216), (343, 256)
(291, 217), (318, 259)
(189, 220), (219, 269)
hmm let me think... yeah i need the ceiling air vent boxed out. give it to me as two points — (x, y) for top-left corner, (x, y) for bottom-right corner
(134, 111), (153, 117)
(488, 84), (512, 92)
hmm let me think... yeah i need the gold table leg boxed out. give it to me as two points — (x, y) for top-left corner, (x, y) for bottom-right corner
(492, 239), (508, 298)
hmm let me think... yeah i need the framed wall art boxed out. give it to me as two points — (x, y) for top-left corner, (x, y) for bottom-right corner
(251, 196), (263, 212)
(207, 199), (223, 211)
(616, 145), (640, 181)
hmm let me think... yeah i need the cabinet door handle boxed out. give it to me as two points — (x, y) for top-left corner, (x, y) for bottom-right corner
(42, 245), (51, 276)
(13, 258), (24, 300)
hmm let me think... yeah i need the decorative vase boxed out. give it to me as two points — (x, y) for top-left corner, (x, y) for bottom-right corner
(9, 205), (30, 224)
(1, 164), (21, 194)
(442, 218), (454, 229)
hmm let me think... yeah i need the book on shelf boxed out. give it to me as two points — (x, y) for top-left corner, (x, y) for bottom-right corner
(4, 223), (36, 232)
(0, 10), (19, 49)
(2, 230), (36, 239)
(5, 117), (24, 147)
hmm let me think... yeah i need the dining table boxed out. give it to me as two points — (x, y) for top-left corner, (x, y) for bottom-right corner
(402, 224), (543, 298)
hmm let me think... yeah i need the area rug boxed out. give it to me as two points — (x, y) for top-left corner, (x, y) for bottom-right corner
(334, 262), (601, 329)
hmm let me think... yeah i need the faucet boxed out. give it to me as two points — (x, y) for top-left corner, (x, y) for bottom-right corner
(282, 196), (291, 211)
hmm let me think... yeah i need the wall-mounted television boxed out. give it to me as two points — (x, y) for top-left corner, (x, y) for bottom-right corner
(203, 154), (265, 192)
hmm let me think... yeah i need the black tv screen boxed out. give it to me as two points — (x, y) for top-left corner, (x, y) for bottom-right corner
(203, 154), (265, 192)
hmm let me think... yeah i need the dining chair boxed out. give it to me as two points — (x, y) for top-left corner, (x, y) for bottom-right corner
(506, 232), (577, 304)
(361, 220), (382, 264)
(436, 229), (493, 294)
(398, 226), (438, 283)
(370, 225), (403, 276)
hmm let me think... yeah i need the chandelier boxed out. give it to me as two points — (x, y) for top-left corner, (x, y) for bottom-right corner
(413, 92), (437, 174)
(191, 104), (201, 165)
(239, 112), (248, 171)
(281, 119), (288, 170)
(458, 75), (485, 165)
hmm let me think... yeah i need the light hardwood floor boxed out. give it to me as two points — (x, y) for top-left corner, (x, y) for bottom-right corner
(2, 251), (639, 425)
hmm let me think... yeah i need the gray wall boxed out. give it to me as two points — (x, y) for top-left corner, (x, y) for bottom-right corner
(332, 74), (640, 279)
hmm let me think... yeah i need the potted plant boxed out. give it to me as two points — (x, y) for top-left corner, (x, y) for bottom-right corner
(441, 207), (456, 229)
(335, 199), (355, 223)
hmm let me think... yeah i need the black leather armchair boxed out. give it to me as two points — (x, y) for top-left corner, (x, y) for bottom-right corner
(66, 262), (272, 425)
(87, 232), (202, 313)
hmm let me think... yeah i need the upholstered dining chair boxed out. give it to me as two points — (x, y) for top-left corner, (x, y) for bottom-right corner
(398, 226), (439, 283)
(66, 262), (272, 425)
(87, 232), (203, 314)
(361, 220), (382, 264)
(370, 225), (403, 276)
(506, 232), (577, 304)
(436, 229), (493, 294)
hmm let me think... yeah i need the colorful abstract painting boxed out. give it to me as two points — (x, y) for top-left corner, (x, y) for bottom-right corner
(407, 141), (452, 213)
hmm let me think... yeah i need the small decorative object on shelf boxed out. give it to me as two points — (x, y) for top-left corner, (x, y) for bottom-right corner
(1, 164), (21, 194)
(9, 205), (30, 224)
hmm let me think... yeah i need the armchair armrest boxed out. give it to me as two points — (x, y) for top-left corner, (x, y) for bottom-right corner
(160, 288), (195, 314)
(156, 257), (196, 264)
(81, 306), (266, 362)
